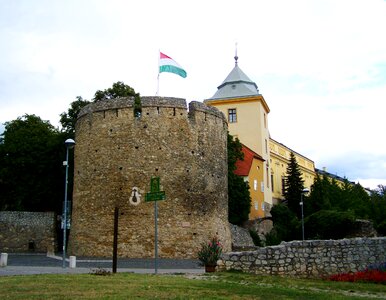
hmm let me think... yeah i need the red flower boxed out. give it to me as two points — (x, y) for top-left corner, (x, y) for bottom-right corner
(329, 270), (386, 284)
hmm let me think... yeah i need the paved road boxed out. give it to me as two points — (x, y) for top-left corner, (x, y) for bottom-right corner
(0, 253), (204, 276)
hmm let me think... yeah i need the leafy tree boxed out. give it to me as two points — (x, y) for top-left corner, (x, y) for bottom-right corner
(305, 210), (356, 239)
(305, 174), (342, 216)
(283, 152), (305, 217)
(370, 185), (386, 235)
(59, 96), (90, 137)
(340, 182), (371, 219)
(93, 81), (141, 117)
(266, 203), (300, 245)
(0, 114), (65, 212)
(228, 134), (251, 225)
(307, 176), (372, 220)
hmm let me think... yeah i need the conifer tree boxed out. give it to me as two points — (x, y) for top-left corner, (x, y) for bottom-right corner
(283, 152), (305, 217)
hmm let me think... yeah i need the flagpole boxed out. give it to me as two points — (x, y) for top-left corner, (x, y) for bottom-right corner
(156, 73), (159, 96)
(156, 50), (160, 96)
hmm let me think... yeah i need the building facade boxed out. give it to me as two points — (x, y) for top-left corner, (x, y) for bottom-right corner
(234, 144), (266, 219)
(205, 56), (318, 218)
(269, 139), (315, 204)
(204, 57), (273, 214)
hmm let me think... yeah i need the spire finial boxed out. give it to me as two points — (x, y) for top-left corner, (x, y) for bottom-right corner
(234, 42), (238, 66)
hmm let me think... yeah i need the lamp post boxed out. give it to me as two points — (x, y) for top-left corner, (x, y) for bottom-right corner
(62, 138), (75, 268)
(300, 188), (310, 241)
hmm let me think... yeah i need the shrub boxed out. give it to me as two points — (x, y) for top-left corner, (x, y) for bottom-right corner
(197, 237), (223, 266)
(269, 204), (300, 242)
(249, 229), (263, 247)
(304, 210), (355, 239)
(264, 230), (282, 246)
(376, 220), (386, 236)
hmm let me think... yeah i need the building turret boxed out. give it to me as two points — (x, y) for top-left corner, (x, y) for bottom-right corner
(205, 56), (273, 216)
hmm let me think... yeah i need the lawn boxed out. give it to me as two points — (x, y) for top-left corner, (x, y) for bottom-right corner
(0, 271), (385, 299)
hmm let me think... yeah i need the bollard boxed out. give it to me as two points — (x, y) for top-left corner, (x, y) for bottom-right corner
(0, 253), (8, 267)
(69, 256), (76, 268)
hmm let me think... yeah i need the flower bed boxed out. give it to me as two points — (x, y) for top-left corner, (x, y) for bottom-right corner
(329, 262), (386, 284)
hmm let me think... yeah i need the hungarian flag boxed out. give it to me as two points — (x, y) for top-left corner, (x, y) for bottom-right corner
(159, 52), (187, 78)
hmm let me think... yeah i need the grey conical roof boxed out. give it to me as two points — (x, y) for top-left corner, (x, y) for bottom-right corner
(209, 63), (259, 100)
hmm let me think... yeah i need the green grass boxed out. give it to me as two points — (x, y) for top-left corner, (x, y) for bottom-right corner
(0, 271), (385, 299)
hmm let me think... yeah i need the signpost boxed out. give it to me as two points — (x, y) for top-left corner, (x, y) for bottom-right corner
(145, 177), (166, 274)
(112, 207), (119, 273)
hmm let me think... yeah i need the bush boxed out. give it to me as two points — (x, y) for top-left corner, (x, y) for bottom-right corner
(376, 220), (386, 236)
(197, 237), (223, 266)
(249, 229), (263, 247)
(304, 210), (355, 239)
(264, 230), (282, 246)
(269, 204), (301, 242)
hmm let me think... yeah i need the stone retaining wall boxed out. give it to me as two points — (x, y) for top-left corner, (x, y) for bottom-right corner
(218, 237), (386, 278)
(0, 211), (56, 253)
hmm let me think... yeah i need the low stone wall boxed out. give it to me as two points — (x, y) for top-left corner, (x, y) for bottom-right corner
(218, 237), (386, 278)
(0, 211), (56, 253)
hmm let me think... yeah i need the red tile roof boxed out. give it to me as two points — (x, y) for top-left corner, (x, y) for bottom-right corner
(234, 144), (264, 176)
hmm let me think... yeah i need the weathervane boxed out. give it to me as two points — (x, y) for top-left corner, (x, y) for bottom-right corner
(234, 42), (239, 66)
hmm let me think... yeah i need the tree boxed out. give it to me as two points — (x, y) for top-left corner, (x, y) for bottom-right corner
(370, 185), (386, 235)
(93, 81), (141, 117)
(0, 114), (64, 212)
(304, 210), (355, 239)
(266, 203), (300, 245)
(283, 152), (305, 217)
(59, 96), (90, 137)
(228, 134), (251, 225)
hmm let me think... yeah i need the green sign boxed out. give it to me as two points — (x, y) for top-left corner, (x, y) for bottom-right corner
(145, 177), (166, 202)
(145, 191), (166, 202)
(150, 177), (160, 193)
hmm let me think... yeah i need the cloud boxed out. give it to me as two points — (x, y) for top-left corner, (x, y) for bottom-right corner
(0, 0), (385, 186)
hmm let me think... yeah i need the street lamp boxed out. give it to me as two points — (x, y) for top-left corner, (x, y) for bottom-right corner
(300, 188), (310, 241)
(62, 138), (75, 268)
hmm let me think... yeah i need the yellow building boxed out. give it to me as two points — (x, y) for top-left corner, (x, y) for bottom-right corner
(269, 139), (315, 204)
(204, 57), (272, 209)
(205, 55), (349, 220)
(234, 144), (266, 218)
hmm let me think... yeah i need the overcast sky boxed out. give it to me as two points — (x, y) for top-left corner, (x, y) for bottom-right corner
(1, 0), (386, 189)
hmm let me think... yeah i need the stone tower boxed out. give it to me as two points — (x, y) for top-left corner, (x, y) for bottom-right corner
(68, 96), (231, 258)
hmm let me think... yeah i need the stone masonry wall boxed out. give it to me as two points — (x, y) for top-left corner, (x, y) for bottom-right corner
(68, 96), (232, 258)
(0, 211), (56, 253)
(218, 238), (386, 278)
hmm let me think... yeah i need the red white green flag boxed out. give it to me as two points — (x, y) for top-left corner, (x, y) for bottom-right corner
(159, 52), (187, 78)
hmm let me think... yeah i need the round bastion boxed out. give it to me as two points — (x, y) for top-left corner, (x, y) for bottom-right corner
(68, 96), (232, 258)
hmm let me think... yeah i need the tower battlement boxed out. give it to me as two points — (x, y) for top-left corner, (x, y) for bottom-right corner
(70, 96), (231, 258)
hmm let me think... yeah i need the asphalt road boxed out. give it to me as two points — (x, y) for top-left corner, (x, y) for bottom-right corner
(0, 253), (204, 276)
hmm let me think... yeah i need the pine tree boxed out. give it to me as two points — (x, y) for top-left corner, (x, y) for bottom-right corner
(283, 152), (305, 217)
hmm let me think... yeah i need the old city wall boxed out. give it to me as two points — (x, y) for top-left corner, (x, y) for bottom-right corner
(218, 237), (386, 278)
(0, 211), (56, 253)
(68, 96), (231, 258)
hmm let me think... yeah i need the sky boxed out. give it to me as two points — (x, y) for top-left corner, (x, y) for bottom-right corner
(1, 0), (386, 189)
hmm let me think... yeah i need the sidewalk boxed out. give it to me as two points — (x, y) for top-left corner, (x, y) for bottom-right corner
(0, 253), (205, 276)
